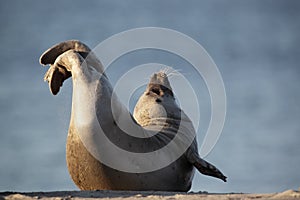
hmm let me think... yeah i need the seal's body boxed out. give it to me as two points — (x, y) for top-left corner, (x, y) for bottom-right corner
(66, 127), (194, 191)
(40, 40), (226, 191)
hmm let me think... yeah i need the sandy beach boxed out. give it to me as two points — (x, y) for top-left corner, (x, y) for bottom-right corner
(1, 189), (300, 200)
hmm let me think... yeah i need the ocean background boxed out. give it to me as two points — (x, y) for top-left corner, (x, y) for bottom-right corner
(0, 0), (299, 193)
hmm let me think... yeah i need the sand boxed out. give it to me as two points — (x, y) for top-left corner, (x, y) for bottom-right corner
(1, 189), (300, 200)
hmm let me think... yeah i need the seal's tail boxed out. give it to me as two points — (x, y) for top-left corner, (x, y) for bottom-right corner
(186, 149), (227, 182)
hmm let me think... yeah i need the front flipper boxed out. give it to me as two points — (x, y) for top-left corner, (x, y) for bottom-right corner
(186, 149), (227, 182)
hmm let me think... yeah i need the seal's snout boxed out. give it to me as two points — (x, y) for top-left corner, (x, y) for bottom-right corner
(147, 71), (174, 98)
(147, 84), (174, 98)
(149, 86), (162, 96)
(149, 72), (170, 88)
(150, 86), (161, 96)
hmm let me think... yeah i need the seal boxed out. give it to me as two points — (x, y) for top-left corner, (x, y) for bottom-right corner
(40, 40), (226, 191)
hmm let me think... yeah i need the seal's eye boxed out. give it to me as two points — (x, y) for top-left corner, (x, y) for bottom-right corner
(156, 98), (162, 103)
(151, 88), (160, 95)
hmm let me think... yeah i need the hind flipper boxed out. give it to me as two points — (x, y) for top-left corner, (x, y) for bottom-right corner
(40, 40), (91, 65)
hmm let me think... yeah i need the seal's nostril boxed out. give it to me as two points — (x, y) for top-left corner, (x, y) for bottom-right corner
(151, 88), (160, 95)
(156, 98), (162, 103)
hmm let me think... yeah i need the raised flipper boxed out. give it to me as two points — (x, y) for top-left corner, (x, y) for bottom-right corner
(43, 63), (71, 95)
(39, 40), (90, 95)
(40, 40), (91, 65)
(40, 40), (106, 95)
(186, 148), (227, 182)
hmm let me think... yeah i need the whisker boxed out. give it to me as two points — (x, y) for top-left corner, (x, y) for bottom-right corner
(166, 68), (184, 77)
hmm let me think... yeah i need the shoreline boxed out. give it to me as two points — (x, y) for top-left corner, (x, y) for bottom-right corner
(1, 189), (300, 200)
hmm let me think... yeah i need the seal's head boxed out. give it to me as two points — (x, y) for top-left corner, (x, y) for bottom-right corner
(133, 71), (181, 127)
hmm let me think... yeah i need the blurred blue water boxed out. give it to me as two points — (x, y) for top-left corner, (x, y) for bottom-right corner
(0, 0), (299, 193)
